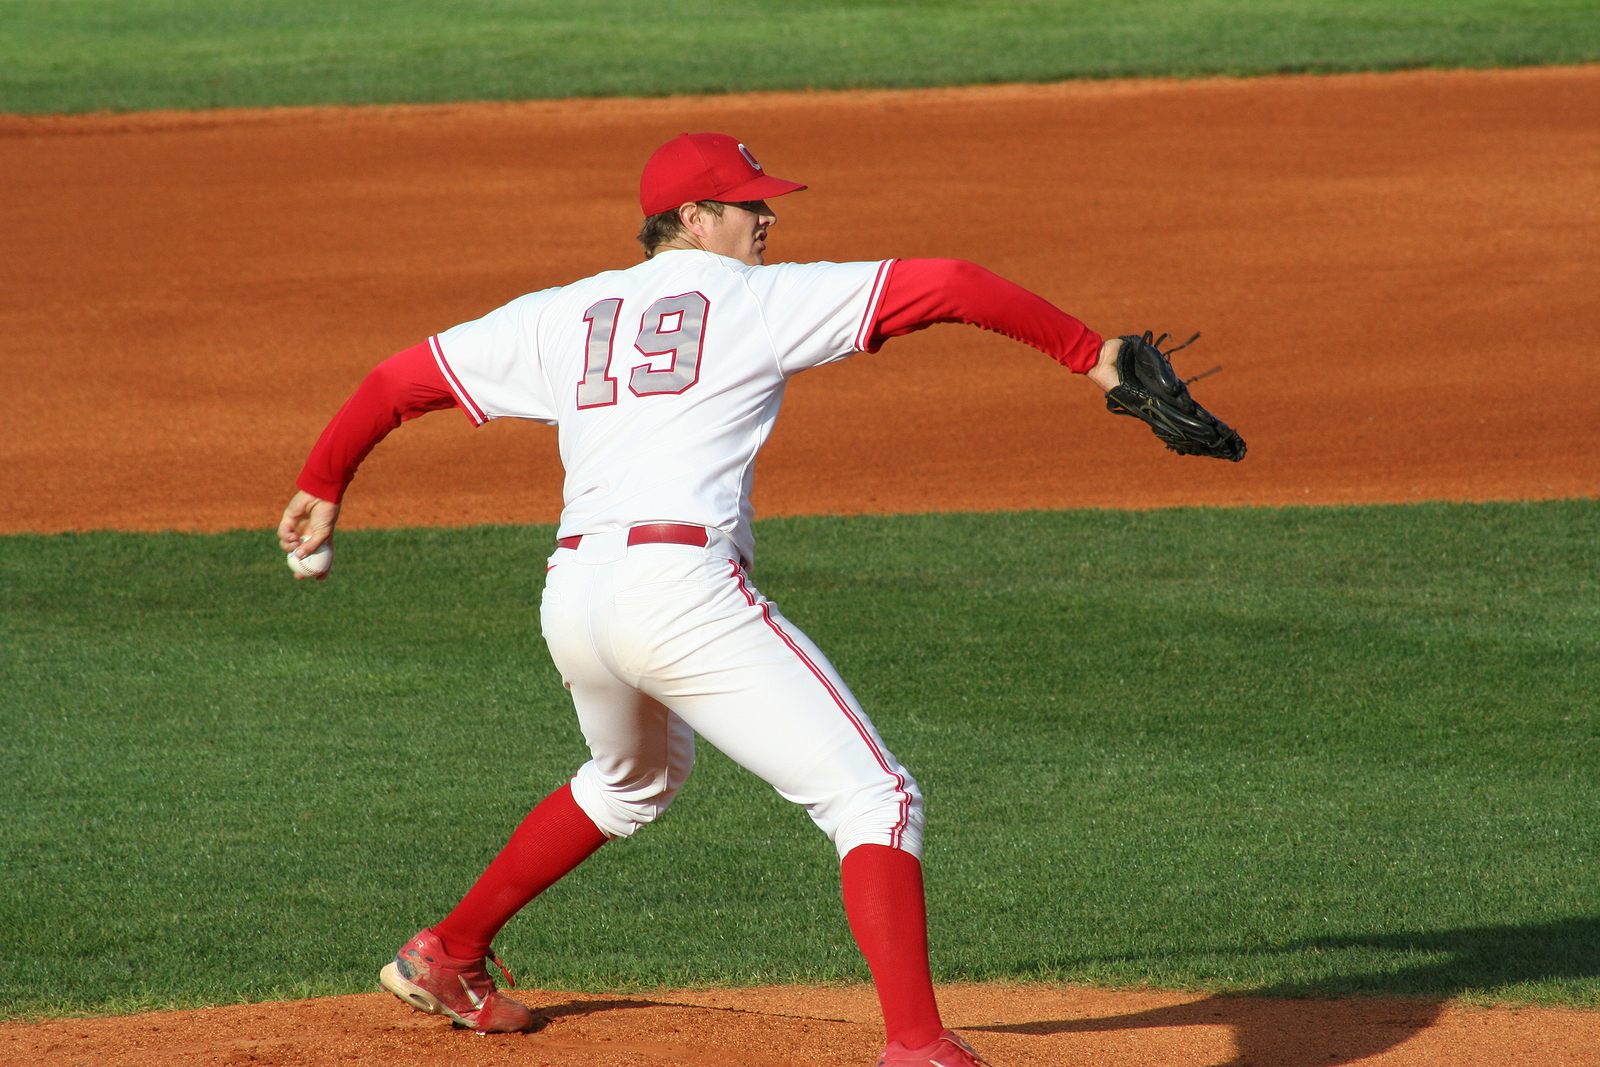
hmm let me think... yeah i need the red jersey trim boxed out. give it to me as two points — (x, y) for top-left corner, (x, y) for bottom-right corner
(429, 335), (488, 426)
(853, 259), (895, 354)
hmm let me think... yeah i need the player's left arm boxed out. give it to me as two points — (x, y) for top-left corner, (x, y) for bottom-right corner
(865, 257), (1123, 391)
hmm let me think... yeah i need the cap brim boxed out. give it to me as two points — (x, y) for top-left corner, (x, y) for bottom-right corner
(714, 174), (807, 204)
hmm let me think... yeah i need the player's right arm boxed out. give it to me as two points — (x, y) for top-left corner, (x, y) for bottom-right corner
(276, 341), (461, 565)
(277, 490), (342, 561)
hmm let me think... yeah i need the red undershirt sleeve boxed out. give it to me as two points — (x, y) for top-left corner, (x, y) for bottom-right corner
(863, 258), (1103, 373)
(295, 341), (461, 503)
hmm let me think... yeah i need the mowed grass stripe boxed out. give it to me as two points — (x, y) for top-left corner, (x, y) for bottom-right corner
(4, 0), (1600, 114)
(2, 501), (1597, 1017)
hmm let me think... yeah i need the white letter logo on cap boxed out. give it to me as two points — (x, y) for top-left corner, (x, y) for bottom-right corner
(737, 144), (762, 170)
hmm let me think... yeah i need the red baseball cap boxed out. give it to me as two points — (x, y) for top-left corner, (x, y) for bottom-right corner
(639, 133), (807, 216)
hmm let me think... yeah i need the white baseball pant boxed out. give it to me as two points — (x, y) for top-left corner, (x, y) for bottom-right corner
(541, 527), (925, 859)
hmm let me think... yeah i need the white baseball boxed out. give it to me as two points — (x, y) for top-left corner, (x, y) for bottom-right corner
(286, 541), (334, 578)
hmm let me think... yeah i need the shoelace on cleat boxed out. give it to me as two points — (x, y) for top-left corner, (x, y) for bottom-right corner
(486, 949), (516, 988)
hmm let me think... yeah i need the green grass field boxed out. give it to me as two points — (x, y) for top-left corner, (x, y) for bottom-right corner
(4, 0), (1599, 114)
(3, 503), (1597, 1018)
(5, 0), (1598, 1027)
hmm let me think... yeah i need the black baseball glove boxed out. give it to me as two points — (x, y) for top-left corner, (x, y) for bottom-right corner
(1105, 331), (1246, 461)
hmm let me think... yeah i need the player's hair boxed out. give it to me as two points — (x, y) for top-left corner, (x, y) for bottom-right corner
(638, 200), (726, 258)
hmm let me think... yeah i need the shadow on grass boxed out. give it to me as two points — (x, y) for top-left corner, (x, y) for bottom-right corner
(1252, 916), (1600, 998)
(968, 916), (1600, 1067)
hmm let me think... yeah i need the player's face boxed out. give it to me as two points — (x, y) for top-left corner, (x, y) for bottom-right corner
(702, 200), (777, 265)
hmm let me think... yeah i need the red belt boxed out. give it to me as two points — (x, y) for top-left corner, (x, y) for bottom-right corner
(556, 523), (710, 552)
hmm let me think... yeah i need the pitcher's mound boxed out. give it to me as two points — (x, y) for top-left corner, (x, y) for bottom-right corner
(5, 984), (1599, 1066)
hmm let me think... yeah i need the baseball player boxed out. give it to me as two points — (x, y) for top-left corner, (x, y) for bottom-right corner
(277, 132), (1126, 1067)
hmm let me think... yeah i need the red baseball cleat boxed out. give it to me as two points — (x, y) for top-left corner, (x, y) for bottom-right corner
(378, 928), (538, 1034)
(877, 1029), (990, 1067)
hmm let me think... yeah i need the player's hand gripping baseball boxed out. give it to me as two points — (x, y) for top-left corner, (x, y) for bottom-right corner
(277, 490), (341, 580)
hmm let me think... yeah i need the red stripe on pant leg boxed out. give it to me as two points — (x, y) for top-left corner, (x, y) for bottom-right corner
(727, 562), (912, 847)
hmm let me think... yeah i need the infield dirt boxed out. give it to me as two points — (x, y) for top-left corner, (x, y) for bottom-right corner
(2, 66), (1597, 1066)
(6, 985), (1600, 1067)
(2, 65), (1596, 535)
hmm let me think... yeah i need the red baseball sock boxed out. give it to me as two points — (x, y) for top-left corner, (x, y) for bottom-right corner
(433, 783), (608, 961)
(841, 843), (945, 1050)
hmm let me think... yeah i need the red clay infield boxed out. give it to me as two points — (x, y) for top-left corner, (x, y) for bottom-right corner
(3, 67), (1598, 1065)
(2, 65), (1595, 535)
(6, 985), (1600, 1067)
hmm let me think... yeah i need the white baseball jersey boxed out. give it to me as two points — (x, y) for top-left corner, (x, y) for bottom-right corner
(429, 248), (892, 564)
